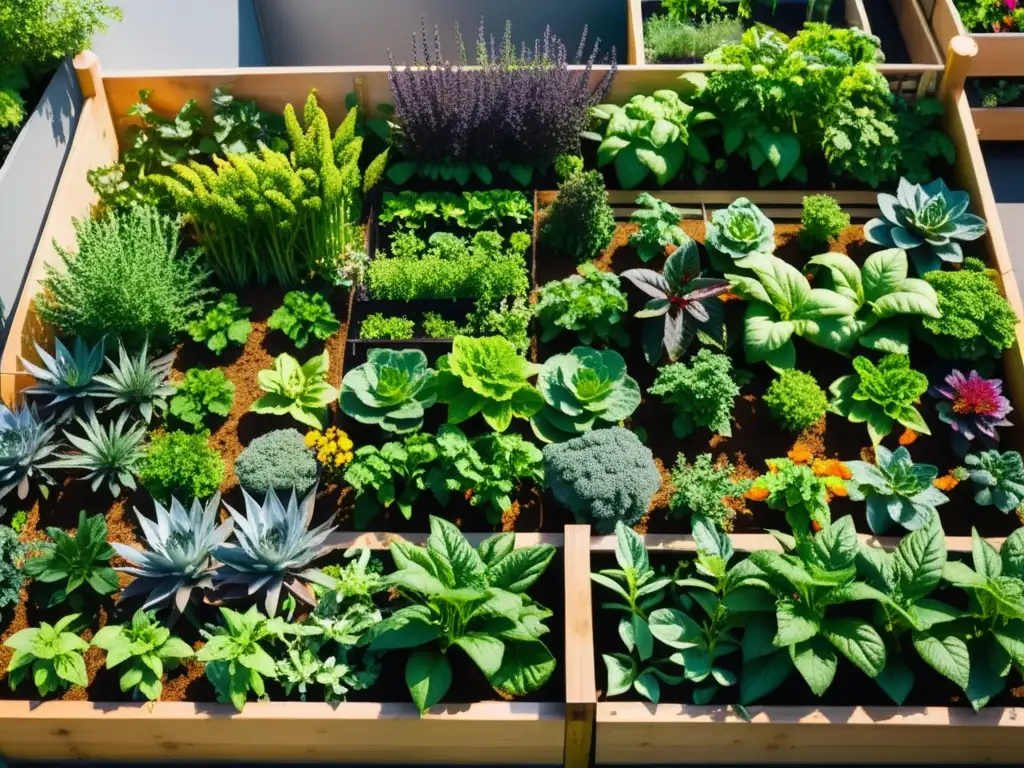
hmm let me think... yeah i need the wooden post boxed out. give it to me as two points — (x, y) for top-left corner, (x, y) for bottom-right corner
(627, 0), (646, 66)
(938, 35), (979, 103)
(72, 50), (107, 114)
(563, 525), (596, 768)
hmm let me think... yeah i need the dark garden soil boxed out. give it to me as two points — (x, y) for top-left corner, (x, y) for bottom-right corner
(534, 214), (1020, 539)
(591, 553), (1024, 707)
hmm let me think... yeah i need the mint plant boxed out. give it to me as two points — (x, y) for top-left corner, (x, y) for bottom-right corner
(629, 193), (688, 262)
(4, 614), (90, 696)
(187, 293), (252, 355)
(92, 609), (194, 701)
(169, 368), (235, 430)
(268, 291), (341, 349)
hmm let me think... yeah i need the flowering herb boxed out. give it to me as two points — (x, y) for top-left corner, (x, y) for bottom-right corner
(931, 369), (1013, 455)
(305, 427), (355, 481)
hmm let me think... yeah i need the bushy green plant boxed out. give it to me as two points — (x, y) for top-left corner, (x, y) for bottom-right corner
(435, 336), (542, 433)
(169, 368), (235, 430)
(543, 427), (661, 533)
(0, 402), (57, 502)
(197, 605), (288, 711)
(471, 296), (533, 354)
(648, 349), (738, 439)
(920, 262), (1019, 360)
(829, 354), (930, 445)
(629, 193), (687, 262)
(643, 16), (742, 63)
(138, 430), (224, 503)
(763, 370), (828, 432)
(704, 197), (775, 269)
(35, 205), (211, 350)
(4, 614), (89, 696)
(45, 407), (146, 497)
(268, 291), (341, 349)
(9, 511), (28, 534)
(747, 457), (842, 533)
(535, 264), (629, 347)
(799, 195), (849, 249)
(361, 517), (556, 712)
(622, 240), (731, 364)
(379, 190), (532, 230)
(0, 525), (25, 624)
(965, 450), (1024, 514)
(93, 339), (176, 424)
(865, 178), (987, 274)
(845, 446), (948, 534)
(0, 0), (120, 128)
(360, 313), (415, 340)
(234, 429), (318, 496)
(187, 293), (252, 355)
(19, 337), (103, 420)
(92, 609), (194, 701)
(540, 166), (615, 263)
(343, 433), (441, 528)
(422, 313), (466, 340)
(669, 454), (752, 529)
(251, 352), (338, 431)
(532, 348), (641, 443)
(22, 510), (118, 607)
(341, 348), (437, 434)
(451, 430), (544, 523)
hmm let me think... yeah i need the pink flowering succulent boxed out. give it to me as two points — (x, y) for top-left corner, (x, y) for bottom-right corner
(931, 369), (1013, 454)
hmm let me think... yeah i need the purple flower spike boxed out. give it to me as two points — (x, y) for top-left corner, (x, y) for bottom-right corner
(931, 369), (1013, 451)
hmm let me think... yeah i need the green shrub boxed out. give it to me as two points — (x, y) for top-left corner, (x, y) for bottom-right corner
(36, 205), (211, 350)
(644, 15), (742, 62)
(0, 524), (24, 625)
(535, 264), (629, 347)
(138, 430), (224, 503)
(187, 293), (253, 355)
(921, 264), (1019, 360)
(763, 369), (828, 432)
(234, 429), (318, 495)
(169, 368), (235, 430)
(830, 354), (930, 445)
(422, 313), (467, 339)
(669, 454), (752, 530)
(268, 291), (341, 348)
(543, 427), (661, 533)
(648, 349), (738, 439)
(540, 167), (615, 263)
(799, 195), (850, 249)
(360, 314), (415, 340)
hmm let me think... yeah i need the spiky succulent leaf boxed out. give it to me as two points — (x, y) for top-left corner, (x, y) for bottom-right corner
(22, 509), (119, 605)
(340, 348), (437, 434)
(0, 403), (58, 501)
(43, 405), (146, 496)
(20, 338), (104, 420)
(93, 338), (175, 423)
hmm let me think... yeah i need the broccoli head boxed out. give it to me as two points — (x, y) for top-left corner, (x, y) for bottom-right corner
(235, 428), (319, 495)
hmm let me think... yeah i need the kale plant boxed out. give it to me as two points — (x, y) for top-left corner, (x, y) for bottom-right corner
(648, 348), (738, 439)
(534, 264), (629, 347)
(704, 197), (775, 270)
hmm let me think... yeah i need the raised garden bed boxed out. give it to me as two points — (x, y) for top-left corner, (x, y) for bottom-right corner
(928, 0), (1024, 77)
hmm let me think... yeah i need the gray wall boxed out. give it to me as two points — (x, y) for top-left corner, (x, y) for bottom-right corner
(91, 0), (266, 69)
(0, 59), (82, 341)
(254, 0), (626, 66)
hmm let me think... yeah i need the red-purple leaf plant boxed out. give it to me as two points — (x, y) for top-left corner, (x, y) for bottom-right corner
(930, 368), (1014, 456)
(620, 239), (731, 364)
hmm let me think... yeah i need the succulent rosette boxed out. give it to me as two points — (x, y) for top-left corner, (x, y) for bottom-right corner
(931, 369), (1013, 455)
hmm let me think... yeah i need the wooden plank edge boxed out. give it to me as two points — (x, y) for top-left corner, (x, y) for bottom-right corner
(628, 0), (646, 66)
(564, 524), (597, 768)
(971, 107), (1024, 140)
(849, 0), (871, 34)
(890, 0), (945, 65)
(589, 532), (1004, 552)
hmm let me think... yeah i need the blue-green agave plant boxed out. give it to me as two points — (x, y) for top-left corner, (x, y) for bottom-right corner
(19, 338), (104, 421)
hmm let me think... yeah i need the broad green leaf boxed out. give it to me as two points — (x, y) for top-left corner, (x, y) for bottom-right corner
(487, 545), (555, 593)
(790, 636), (838, 696)
(633, 671), (661, 703)
(774, 600), (820, 647)
(822, 617), (886, 678)
(973, 529), (1002, 580)
(942, 560), (986, 587)
(894, 518), (945, 601)
(913, 627), (970, 690)
(406, 650), (452, 713)
(478, 533), (515, 567)
(993, 619), (1024, 667)
(874, 655), (915, 705)
(648, 608), (702, 649)
(966, 637), (1010, 711)
(615, 523), (649, 574)
(862, 247), (908, 301)
(490, 640), (556, 696)
(428, 516), (486, 588)
(752, 257), (810, 315)
(740, 649), (792, 704)
(603, 653), (637, 697)
(742, 614), (779, 663)
(454, 634), (506, 678)
(633, 613), (654, 661)
(743, 304), (794, 363)
(364, 606), (441, 650)
(808, 252), (864, 304)
(1001, 528), (1024, 580)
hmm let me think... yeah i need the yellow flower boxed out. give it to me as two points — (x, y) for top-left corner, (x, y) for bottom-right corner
(305, 431), (321, 448)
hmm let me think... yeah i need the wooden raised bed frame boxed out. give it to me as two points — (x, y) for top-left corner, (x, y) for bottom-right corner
(927, 0), (1024, 77)
(0, 38), (1020, 764)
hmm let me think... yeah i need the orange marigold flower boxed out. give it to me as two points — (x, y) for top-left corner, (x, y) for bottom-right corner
(788, 444), (813, 465)
(828, 484), (848, 499)
(933, 474), (960, 492)
(813, 458), (852, 480)
(810, 520), (823, 532)
(718, 291), (742, 303)
(898, 428), (918, 446)
(746, 485), (771, 502)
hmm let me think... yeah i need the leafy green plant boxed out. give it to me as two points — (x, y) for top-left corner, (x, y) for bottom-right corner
(865, 178), (988, 274)
(169, 368), (235, 430)
(235, 429), (318, 496)
(423, 313), (467, 340)
(0, 402), (58, 502)
(360, 313), (415, 340)
(845, 446), (948, 534)
(268, 291), (341, 349)
(113, 494), (232, 621)
(829, 354), (931, 446)
(9, 511), (28, 534)
(35, 205), (211, 350)
(22, 510), (118, 607)
(920, 261), (1019, 361)
(251, 352), (338, 430)
(669, 454), (752, 529)
(704, 198), (775, 270)
(445, 429), (544, 523)
(648, 348), (738, 439)
(540, 164), (616, 263)
(19, 337), (103, 420)
(799, 195), (850, 249)
(622, 239), (731, 364)
(974, 79), (1024, 108)
(629, 193), (688, 262)
(0, 524), (25, 624)
(92, 609), (194, 701)
(361, 517), (557, 712)
(45, 406), (146, 497)
(644, 16), (743, 63)
(763, 370), (828, 432)
(343, 433), (441, 528)
(340, 349), (437, 434)
(807, 248), (940, 355)
(747, 457), (843, 534)
(531, 348), (641, 443)
(187, 293), (253, 355)
(742, 517), (890, 702)
(435, 336), (542, 433)
(4, 614), (89, 696)
(543, 427), (661, 533)
(534, 264), (629, 347)
(588, 83), (715, 187)
(379, 190), (532, 230)
(138, 430), (224, 504)
(726, 254), (858, 370)
(94, 339), (175, 424)
(965, 450), (1024, 514)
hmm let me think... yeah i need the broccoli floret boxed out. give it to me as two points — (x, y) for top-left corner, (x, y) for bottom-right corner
(543, 427), (661, 533)
(235, 429), (319, 495)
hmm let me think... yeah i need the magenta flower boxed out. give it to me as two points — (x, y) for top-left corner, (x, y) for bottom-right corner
(1008, 0), (1017, 12)
(931, 369), (1013, 453)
